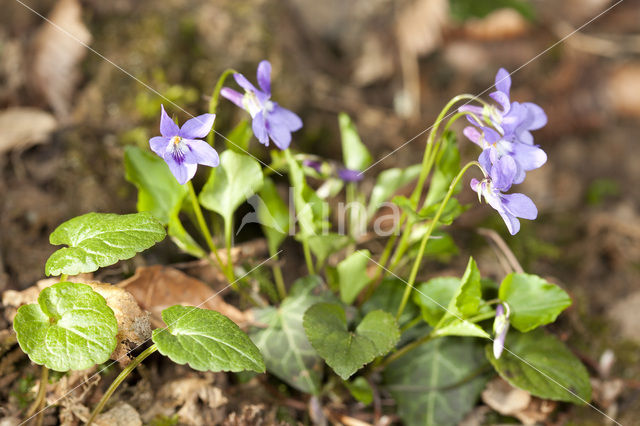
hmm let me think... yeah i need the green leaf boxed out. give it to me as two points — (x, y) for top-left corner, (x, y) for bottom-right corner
(257, 177), (290, 254)
(199, 150), (264, 224)
(124, 146), (188, 225)
(363, 277), (420, 326)
(308, 233), (352, 267)
(394, 196), (466, 226)
(338, 250), (372, 304)
(433, 319), (490, 338)
(153, 305), (264, 373)
(45, 212), (166, 276)
(454, 257), (482, 317)
(413, 277), (460, 326)
(499, 273), (572, 332)
(13, 282), (118, 372)
(250, 275), (326, 394)
(284, 149), (317, 237)
(384, 337), (489, 426)
(424, 131), (460, 207)
(339, 113), (372, 171)
(167, 214), (206, 258)
(225, 120), (253, 153)
(449, 0), (535, 22)
(367, 165), (421, 219)
(303, 303), (400, 380)
(486, 329), (591, 404)
(345, 377), (373, 405)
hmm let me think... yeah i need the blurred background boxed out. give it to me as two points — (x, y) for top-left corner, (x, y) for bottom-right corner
(0, 0), (639, 422)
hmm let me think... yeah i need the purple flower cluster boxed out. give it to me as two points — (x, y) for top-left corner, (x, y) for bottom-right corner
(221, 60), (302, 150)
(462, 69), (547, 235)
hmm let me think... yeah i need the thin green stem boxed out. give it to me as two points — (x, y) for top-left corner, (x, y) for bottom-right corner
(186, 181), (225, 271)
(303, 241), (315, 275)
(395, 161), (482, 321)
(207, 68), (238, 147)
(271, 253), (287, 300)
(224, 219), (236, 283)
(87, 344), (158, 425)
(377, 333), (435, 370)
(25, 364), (48, 424)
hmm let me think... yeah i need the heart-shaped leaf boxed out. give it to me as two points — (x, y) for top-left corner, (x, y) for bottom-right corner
(499, 273), (572, 332)
(338, 250), (372, 304)
(250, 275), (327, 394)
(199, 150), (263, 224)
(13, 282), (118, 372)
(124, 146), (188, 225)
(308, 233), (352, 268)
(45, 212), (166, 276)
(303, 303), (400, 380)
(486, 329), (591, 404)
(153, 305), (264, 373)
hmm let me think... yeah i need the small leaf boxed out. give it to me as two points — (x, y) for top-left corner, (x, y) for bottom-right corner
(250, 275), (326, 394)
(424, 131), (460, 207)
(433, 319), (490, 338)
(153, 305), (264, 373)
(339, 113), (372, 172)
(454, 257), (482, 317)
(345, 377), (374, 405)
(13, 282), (118, 372)
(304, 303), (400, 380)
(383, 337), (489, 426)
(499, 273), (572, 332)
(413, 277), (461, 326)
(308, 233), (352, 267)
(338, 250), (372, 304)
(367, 165), (421, 219)
(257, 177), (290, 254)
(225, 120), (253, 153)
(394, 196), (466, 225)
(124, 146), (188, 225)
(486, 329), (591, 404)
(45, 212), (166, 276)
(363, 277), (419, 326)
(284, 149), (317, 237)
(167, 213), (206, 258)
(199, 150), (264, 224)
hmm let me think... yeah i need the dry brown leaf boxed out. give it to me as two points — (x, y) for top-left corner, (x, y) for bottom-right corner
(462, 8), (530, 40)
(0, 108), (57, 155)
(118, 265), (250, 329)
(482, 378), (556, 425)
(94, 403), (142, 426)
(30, 0), (91, 118)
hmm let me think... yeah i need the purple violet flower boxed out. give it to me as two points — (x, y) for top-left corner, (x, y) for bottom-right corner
(303, 159), (323, 173)
(471, 156), (537, 235)
(493, 303), (510, 359)
(221, 60), (303, 150)
(338, 168), (363, 182)
(149, 105), (219, 185)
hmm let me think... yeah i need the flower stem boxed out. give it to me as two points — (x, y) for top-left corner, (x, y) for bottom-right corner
(224, 219), (236, 283)
(87, 345), (158, 425)
(378, 333), (435, 370)
(25, 364), (48, 424)
(186, 181), (226, 274)
(271, 251), (287, 300)
(207, 68), (238, 147)
(395, 161), (482, 321)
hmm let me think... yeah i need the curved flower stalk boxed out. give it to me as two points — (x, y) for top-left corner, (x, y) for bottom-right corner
(149, 105), (219, 184)
(221, 60), (303, 149)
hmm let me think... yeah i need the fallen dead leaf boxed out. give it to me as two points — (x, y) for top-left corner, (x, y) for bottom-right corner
(0, 108), (57, 155)
(482, 378), (556, 425)
(30, 0), (91, 118)
(94, 402), (142, 426)
(117, 265), (250, 329)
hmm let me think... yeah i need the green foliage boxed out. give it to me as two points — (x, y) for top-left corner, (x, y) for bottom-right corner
(337, 250), (372, 304)
(258, 177), (290, 254)
(339, 113), (372, 172)
(45, 212), (166, 276)
(153, 305), (264, 372)
(225, 120), (253, 153)
(303, 303), (400, 380)
(486, 329), (591, 404)
(167, 214), (206, 258)
(384, 337), (488, 426)
(449, 0), (535, 21)
(367, 165), (421, 219)
(414, 277), (460, 326)
(499, 273), (572, 332)
(14, 282), (118, 372)
(199, 150), (264, 224)
(285, 150), (318, 238)
(250, 276), (326, 394)
(307, 233), (352, 267)
(124, 146), (188, 225)
(424, 131), (461, 207)
(344, 377), (373, 405)
(394, 196), (466, 226)
(362, 277), (420, 326)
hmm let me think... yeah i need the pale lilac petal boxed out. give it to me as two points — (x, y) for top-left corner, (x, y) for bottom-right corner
(502, 193), (537, 220)
(463, 126), (482, 145)
(163, 152), (189, 185)
(478, 149), (492, 172)
(234, 73), (258, 93)
(256, 60), (272, 95)
(491, 156), (517, 191)
(184, 139), (219, 167)
(220, 88), (245, 109)
(498, 209), (520, 235)
(483, 126), (501, 144)
(266, 118), (292, 150)
(270, 105), (302, 131)
(179, 113), (215, 139)
(459, 105), (484, 116)
(160, 105), (180, 137)
(252, 111), (269, 146)
(149, 136), (170, 157)
(522, 102), (547, 130)
(495, 68), (511, 95)
(490, 91), (510, 113)
(511, 143), (547, 171)
(470, 178), (481, 193)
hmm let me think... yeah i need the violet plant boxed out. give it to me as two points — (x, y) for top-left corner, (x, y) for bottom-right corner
(12, 63), (591, 426)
